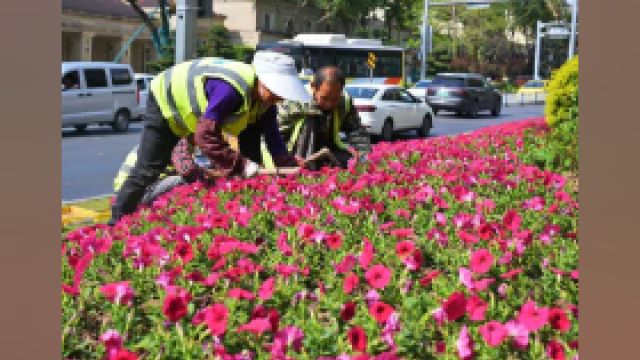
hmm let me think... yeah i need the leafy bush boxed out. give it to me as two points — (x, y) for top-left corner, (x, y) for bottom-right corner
(62, 120), (578, 360)
(545, 57), (579, 128)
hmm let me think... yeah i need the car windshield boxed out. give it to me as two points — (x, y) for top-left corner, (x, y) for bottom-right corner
(345, 87), (379, 99)
(431, 76), (465, 87)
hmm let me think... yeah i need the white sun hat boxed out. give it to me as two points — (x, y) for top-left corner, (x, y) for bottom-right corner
(252, 50), (312, 103)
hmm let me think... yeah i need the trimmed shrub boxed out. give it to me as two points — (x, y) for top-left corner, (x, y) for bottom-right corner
(545, 57), (579, 128)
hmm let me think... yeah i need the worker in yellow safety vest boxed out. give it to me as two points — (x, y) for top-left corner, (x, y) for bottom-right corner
(263, 66), (370, 170)
(109, 51), (311, 225)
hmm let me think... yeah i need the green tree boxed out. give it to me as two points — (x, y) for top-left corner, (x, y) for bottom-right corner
(197, 25), (236, 59)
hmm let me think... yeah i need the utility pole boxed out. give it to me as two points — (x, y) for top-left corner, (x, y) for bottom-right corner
(175, 0), (199, 63)
(421, 0), (430, 80)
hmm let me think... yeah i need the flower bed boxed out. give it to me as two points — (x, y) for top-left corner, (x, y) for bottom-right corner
(62, 118), (578, 360)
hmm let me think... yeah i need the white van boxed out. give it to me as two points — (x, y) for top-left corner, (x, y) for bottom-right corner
(62, 62), (141, 132)
(134, 73), (155, 119)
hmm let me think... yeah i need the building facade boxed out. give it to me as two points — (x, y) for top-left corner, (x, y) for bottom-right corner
(213, 0), (351, 46)
(62, 0), (225, 73)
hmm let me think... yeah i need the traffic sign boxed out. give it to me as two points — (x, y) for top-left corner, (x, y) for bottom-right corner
(367, 52), (376, 69)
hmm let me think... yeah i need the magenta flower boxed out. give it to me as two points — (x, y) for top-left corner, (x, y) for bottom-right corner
(162, 286), (191, 323)
(442, 291), (467, 322)
(546, 340), (566, 360)
(100, 329), (123, 358)
(258, 277), (275, 300)
(347, 326), (368, 353)
(456, 325), (474, 359)
(548, 307), (571, 333)
(237, 318), (271, 334)
(205, 303), (228, 336)
(395, 240), (415, 258)
(99, 281), (135, 306)
(365, 264), (392, 289)
(359, 237), (375, 269)
(228, 288), (256, 300)
(276, 232), (293, 256)
(335, 254), (357, 274)
(469, 248), (494, 274)
(518, 300), (549, 332)
(479, 321), (508, 347)
(466, 295), (488, 321)
(505, 320), (530, 349)
(343, 273), (360, 294)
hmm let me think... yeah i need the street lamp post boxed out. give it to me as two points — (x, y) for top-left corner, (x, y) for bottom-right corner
(420, 0), (430, 80)
(568, 0), (578, 58)
(534, 21), (542, 80)
(175, 0), (199, 63)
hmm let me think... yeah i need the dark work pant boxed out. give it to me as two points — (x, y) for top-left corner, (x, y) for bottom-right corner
(238, 122), (263, 165)
(110, 94), (180, 223)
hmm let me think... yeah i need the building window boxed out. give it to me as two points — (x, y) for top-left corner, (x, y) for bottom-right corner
(285, 19), (295, 35)
(264, 13), (273, 31)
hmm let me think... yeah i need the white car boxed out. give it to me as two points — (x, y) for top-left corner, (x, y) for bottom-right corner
(134, 73), (155, 119)
(345, 84), (434, 141)
(62, 62), (141, 132)
(407, 79), (432, 102)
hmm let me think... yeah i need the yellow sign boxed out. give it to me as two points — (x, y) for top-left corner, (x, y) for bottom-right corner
(367, 52), (376, 69)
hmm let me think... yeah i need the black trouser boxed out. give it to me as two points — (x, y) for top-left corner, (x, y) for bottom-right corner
(110, 94), (180, 223)
(237, 122), (263, 165)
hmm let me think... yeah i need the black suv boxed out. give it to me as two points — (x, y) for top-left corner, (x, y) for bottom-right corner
(425, 73), (502, 117)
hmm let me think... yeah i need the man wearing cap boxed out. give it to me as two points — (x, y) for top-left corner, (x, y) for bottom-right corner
(109, 51), (311, 224)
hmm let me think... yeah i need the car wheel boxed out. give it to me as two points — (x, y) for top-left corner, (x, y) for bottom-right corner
(381, 118), (394, 142)
(74, 124), (87, 132)
(112, 110), (131, 133)
(491, 101), (502, 116)
(468, 101), (479, 118)
(417, 114), (432, 138)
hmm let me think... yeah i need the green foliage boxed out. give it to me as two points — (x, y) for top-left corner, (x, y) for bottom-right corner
(197, 25), (236, 59)
(545, 56), (579, 127)
(145, 36), (176, 73)
(520, 56), (578, 173)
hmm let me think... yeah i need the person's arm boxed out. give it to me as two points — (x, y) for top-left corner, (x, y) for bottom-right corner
(194, 79), (258, 178)
(261, 106), (300, 167)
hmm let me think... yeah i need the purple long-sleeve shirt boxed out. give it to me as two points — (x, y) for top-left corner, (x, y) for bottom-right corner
(203, 79), (287, 157)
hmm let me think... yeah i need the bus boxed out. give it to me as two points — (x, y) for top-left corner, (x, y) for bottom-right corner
(256, 33), (405, 86)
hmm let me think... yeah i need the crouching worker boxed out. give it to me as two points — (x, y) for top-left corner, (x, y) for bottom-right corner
(109, 51), (311, 225)
(268, 66), (371, 170)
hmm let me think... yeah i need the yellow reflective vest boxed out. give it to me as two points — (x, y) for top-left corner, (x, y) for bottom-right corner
(149, 57), (263, 138)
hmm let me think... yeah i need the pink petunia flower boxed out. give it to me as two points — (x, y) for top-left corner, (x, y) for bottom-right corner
(276, 232), (293, 256)
(442, 292), (467, 322)
(395, 241), (415, 258)
(466, 295), (488, 321)
(347, 326), (368, 353)
(469, 248), (494, 274)
(365, 264), (392, 289)
(456, 325), (474, 359)
(237, 318), (271, 334)
(548, 308), (571, 333)
(162, 286), (191, 323)
(359, 237), (375, 269)
(546, 340), (566, 360)
(340, 301), (357, 322)
(100, 329), (123, 358)
(205, 303), (229, 336)
(479, 321), (508, 347)
(518, 300), (549, 332)
(228, 288), (256, 300)
(505, 320), (530, 349)
(368, 301), (394, 323)
(258, 277), (275, 300)
(343, 273), (360, 294)
(100, 281), (135, 306)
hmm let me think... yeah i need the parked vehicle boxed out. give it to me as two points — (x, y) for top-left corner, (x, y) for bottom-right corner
(62, 62), (141, 132)
(345, 84), (434, 141)
(407, 79), (432, 102)
(425, 73), (502, 118)
(134, 73), (155, 120)
(517, 79), (548, 95)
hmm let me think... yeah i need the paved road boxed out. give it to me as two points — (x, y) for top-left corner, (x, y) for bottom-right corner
(61, 105), (544, 201)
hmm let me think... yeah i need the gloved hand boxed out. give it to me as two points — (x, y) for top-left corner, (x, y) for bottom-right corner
(243, 160), (261, 178)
